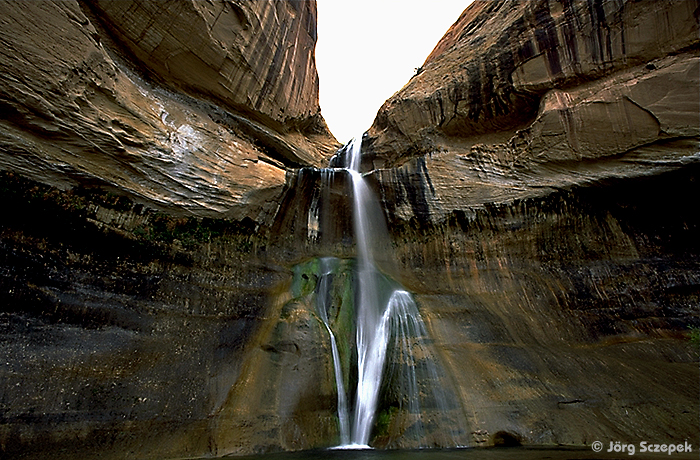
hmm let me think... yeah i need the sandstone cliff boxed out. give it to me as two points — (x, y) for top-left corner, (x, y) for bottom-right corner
(89, 0), (323, 133)
(366, 0), (698, 171)
(0, 1), (339, 458)
(0, 0), (337, 221)
(363, 0), (699, 219)
(350, 0), (700, 450)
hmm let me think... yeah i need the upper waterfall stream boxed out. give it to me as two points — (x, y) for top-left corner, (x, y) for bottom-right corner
(347, 137), (392, 447)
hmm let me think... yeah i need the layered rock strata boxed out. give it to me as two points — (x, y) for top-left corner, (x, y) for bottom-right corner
(0, 0), (337, 221)
(353, 0), (700, 450)
(89, 0), (323, 133)
(386, 165), (700, 447)
(365, 0), (699, 172)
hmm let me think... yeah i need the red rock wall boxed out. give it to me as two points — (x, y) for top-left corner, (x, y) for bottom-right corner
(90, 0), (324, 131)
(367, 0), (699, 167)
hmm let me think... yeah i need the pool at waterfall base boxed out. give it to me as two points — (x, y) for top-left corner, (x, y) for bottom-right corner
(218, 445), (698, 460)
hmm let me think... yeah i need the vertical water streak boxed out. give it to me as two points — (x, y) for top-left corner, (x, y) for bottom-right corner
(347, 135), (362, 172)
(388, 289), (421, 421)
(316, 257), (350, 445)
(307, 168), (322, 242)
(385, 289), (461, 446)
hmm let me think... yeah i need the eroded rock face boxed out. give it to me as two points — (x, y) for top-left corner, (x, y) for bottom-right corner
(365, 0), (699, 170)
(387, 166), (700, 447)
(351, 0), (700, 450)
(0, 173), (303, 459)
(89, 0), (323, 132)
(0, 0), (337, 221)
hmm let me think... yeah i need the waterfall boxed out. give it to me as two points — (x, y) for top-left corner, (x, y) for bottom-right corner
(345, 137), (391, 447)
(315, 136), (464, 448)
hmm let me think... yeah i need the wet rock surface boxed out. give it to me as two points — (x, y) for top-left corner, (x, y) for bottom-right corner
(266, 160), (700, 449)
(0, 173), (287, 458)
(386, 165), (700, 446)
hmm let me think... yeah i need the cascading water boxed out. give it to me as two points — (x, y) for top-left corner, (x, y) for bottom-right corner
(316, 257), (350, 446)
(314, 136), (465, 449)
(345, 137), (390, 447)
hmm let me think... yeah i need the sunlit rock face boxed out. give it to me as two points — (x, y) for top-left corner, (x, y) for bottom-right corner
(0, 0), (337, 221)
(89, 0), (324, 133)
(365, 0), (699, 171)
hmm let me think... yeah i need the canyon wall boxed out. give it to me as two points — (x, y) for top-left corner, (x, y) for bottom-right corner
(0, 0), (337, 221)
(0, 1), (340, 458)
(0, 0), (698, 458)
(359, 0), (700, 449)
